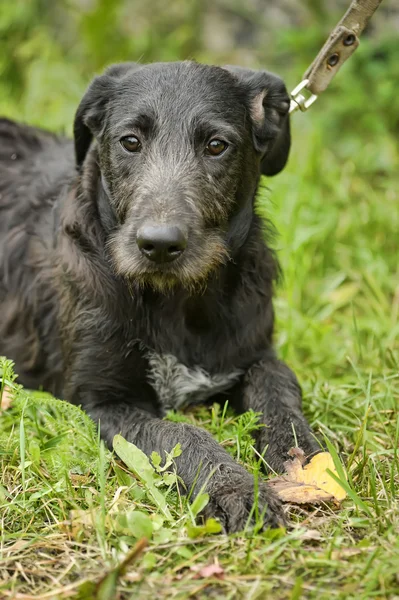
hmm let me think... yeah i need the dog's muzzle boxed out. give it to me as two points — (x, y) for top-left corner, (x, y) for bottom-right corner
(136, 224), (187, 264)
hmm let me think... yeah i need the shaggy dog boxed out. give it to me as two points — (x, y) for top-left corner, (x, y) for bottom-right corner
(0, 62), (320, 531)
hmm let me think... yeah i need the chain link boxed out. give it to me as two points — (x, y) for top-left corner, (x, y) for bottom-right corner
(289, 79), (318, 114)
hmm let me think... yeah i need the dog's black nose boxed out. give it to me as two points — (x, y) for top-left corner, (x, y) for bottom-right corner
(137, 225), (187, 263)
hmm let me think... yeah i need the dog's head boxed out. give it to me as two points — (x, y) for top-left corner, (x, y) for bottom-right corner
(74, 61), (290, 292)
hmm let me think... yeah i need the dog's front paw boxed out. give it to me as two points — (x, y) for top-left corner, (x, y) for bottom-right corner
(202, 473), (285, 533)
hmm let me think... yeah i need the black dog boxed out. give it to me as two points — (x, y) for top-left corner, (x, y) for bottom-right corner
(0, 61), (320, 531)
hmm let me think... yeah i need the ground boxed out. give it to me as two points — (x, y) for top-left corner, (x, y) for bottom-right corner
(0, 25), (398, 600)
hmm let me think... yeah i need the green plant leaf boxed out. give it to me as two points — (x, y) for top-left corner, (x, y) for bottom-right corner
(187, 517), (222, 539)
(113, 434), (155, 485)
(151, 451), (162, 469)
(126, 510), (153, 539)
(113, 435), (173, 521)
(190, 492), (209, 518)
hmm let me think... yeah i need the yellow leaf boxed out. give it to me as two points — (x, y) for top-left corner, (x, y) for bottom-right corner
(269, 450), (346, 505)
(301, 452), (346, 501)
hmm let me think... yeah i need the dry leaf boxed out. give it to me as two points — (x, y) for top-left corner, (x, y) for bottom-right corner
(269, 450), (346, 505)
(69, 474), (90, 486)
(0, 386), (14, 411)
(191, 563), (224, 579)
(331, 547), (372, 560)
(296, 529), (323, 541)
(60, 509), (97, 539)
(269, 479), (334, 503)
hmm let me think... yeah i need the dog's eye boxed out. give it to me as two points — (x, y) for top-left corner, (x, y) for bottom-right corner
(120, 136), (142, 153)
(205, 139), (228, 157)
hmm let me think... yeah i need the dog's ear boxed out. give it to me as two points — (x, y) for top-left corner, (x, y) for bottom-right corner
(74, 62), (141, 169)
(223, 66), (291, 176)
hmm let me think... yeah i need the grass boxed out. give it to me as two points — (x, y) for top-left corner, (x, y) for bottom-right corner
(1, 39), (399, 600)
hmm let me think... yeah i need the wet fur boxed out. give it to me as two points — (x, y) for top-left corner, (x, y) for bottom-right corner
(0, 61), (320, 532)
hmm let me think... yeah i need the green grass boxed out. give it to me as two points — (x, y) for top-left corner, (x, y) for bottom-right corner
(1, 108), (398, 598)
(0, 23), (398, 600)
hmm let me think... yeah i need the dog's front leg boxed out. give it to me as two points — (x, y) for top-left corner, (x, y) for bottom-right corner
(83, 397), (284, 532)
(242, 357), (321, 473)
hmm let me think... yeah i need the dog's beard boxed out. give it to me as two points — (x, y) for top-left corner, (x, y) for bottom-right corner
(107, 232), (230, 295)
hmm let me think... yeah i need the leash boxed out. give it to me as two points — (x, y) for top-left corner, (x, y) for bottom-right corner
(289, 0), (384, 114)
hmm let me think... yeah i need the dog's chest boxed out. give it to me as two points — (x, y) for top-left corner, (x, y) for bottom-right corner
(146, 352), (242, 410)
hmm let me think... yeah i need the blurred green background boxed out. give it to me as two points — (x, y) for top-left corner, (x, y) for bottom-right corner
(0, 0), (398, 374)
(0, 0), (398, 141)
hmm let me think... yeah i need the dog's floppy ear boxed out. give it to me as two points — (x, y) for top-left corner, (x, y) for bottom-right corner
(74, 62), (141, 169)
(224, 66), (291, 176)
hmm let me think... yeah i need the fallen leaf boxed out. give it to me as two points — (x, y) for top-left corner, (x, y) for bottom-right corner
(287, 447), (306, 462)
(269, 450), (347, 505)
(0, 386), (14, 410)
(297, 528), (323, 541)
(69, 474), (90, 486)
(60, 509), (98, 539)
(269, 479), (334, 503)
(191, 563), (224, 579)
(331, 547), (372, 560)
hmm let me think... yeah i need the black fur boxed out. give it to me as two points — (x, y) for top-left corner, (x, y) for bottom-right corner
(0, 61), (320, 532)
